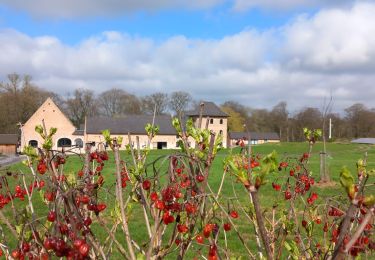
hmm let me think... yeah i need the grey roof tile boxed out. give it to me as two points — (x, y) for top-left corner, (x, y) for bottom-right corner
(186, 101), (228, 117)
(86, 115), (177, 135)
(0, 134), (19, 145)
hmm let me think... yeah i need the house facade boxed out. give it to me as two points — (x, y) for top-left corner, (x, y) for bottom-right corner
(20, 98), (230, 152)
(21, 98), (82, 152)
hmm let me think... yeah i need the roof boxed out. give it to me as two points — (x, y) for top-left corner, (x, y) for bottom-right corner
(351, 138), (375, 144)
(229, 132), (280, 140)
(86, 115), (177, 135)
(0, 134), (19, 145)
(186, 101), (228, 117)
(73, 130), (84, 136)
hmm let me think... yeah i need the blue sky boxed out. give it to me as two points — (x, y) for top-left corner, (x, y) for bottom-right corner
(0, 0), (374, 113)
(0, 3), (298, 44)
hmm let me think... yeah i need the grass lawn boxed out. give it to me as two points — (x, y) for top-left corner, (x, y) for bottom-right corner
(2, 142), (375, 259)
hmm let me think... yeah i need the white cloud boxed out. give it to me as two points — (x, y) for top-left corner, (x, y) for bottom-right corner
(0, 2), (375, 112)
(233, 0), (356, 12)
(280, 2), (375, 73)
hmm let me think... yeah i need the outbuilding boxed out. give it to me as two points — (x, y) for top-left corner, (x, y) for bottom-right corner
(229, 131), (280, 147)
(0, 134), (19, 155)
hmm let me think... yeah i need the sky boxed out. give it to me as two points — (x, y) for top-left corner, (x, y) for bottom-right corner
(0, 0), (374, 114)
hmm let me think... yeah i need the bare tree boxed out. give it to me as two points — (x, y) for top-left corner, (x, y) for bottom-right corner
(344, 103), (375, 138)
(65, 89), (98, 128)
(291, 107), (322, 141)
(169, 91), (192, 117)
(98, 88), (141, 117)
(0, 73), (58, 133)
(141, 92), (169, 115)
(270, 102), (289, 141)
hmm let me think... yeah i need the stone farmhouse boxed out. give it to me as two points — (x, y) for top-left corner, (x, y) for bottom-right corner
(20, 97), (280, 152)
(20, 98), (230, 152)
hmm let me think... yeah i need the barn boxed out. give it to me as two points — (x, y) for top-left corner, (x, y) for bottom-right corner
(0, 134), (19, 156)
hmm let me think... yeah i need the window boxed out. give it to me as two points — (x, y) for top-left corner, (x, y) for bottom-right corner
(75, 138), (83, 148)
(220, 119), (223, 124)
(57, 138), (72, 147)
(29, 140), (38, 148)
(210, 118), (214, 124)
(219, 130), (223, 135)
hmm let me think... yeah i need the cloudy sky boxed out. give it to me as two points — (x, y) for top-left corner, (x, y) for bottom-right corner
(0, 0), (374, 114)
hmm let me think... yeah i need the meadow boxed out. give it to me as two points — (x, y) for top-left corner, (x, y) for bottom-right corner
(2, 141), (375, 259)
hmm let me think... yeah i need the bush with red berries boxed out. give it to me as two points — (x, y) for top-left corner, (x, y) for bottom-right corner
(0, 120), (372, 260)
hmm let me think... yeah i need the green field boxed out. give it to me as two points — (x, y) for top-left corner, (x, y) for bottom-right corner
(2, 142), (375, 259)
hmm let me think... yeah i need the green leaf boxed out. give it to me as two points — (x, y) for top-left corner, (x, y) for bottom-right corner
(306, 221), (313, 237)
(15, 224), (22, 235)
(48, 127), (57, 136)
(314, 129), (322, 138)
(35, 125), (44, 136)
(42, 137), (53, 150)
(117, 136), (123, 146)
(23, 145), (38, 159)
(284, 240), (300, 260)
(339, 166), (354, 189)
(363, 195), (375, 207)
(340, 166), (356, 199)
(101, 129), (112, 143)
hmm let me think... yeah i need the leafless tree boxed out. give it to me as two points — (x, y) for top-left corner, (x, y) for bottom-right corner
(65, 89), (98, 128)
(169, 91), (192, 117)
(270, 102), (289, 141)
(0, 73), (58, 133)
(141, 92), (169, 115)
(98, 88), (141, 117)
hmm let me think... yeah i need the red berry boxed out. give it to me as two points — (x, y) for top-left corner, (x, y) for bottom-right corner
(155, 200), (165, 210)
(272, 183), (281, 191)
(196, 175), (205, 182)
(43, 238), (54, 250)
(84, 217), (92, 226)
(73, 239), (84, 249)
(47, 211), (56, 222)
(97, 203), (107, 212)
(11, 249), (20, 259)
(285, 191), (292, 200)
(185, 202), (197, 215)
(150, 192), (158, 201)
(37, 162), (47, 174)
(79, 243), (90, 256)
(22, 242), (30, 252)
(230, 210), (239, 219)
(196, 235), (204, 244)
(15, 185), (22, 193)
(177, 224), (188, 233)
(203, 224), (213, 238)
(223, 223), (231, 231)
(142, 180), (151, 190)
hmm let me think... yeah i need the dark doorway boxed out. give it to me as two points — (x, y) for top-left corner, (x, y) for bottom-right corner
(157, 142), (167, 149)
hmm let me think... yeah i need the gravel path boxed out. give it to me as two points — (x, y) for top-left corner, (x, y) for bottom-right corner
(0, 154), (27, 168)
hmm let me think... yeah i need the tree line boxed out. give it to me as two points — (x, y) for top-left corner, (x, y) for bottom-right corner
(1, 73), (375, 141)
